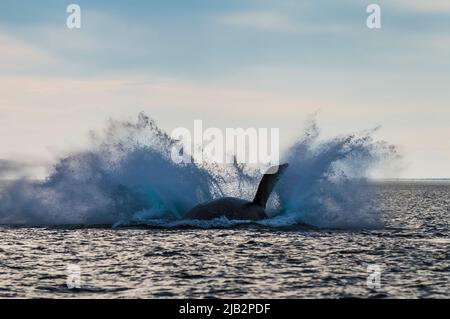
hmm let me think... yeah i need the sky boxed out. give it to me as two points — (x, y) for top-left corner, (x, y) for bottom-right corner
(0, 0), (449, 178)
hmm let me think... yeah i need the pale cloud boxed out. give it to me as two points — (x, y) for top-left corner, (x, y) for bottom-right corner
(0, 158), (47, 180)
(218, 12), (297, 31)
(0, 32), (61, 73)
(0, 74), (313, 178)
(1, 0), (449, 179)
(0, 74), (314, 121)
(1, 71), (449, 179)
(390, 0), (450, 12)
(0, 11), (158, 75)
(28, 11), (157, 53)
(217, 10), (353, 35)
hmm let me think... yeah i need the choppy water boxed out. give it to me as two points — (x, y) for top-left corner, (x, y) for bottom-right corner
(0, 181), (448, 299)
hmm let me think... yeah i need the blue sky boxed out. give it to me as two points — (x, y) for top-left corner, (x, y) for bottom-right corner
(0, 0), (449, 178)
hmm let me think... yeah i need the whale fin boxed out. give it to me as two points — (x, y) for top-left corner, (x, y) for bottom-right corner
(252, 163), (289, 208)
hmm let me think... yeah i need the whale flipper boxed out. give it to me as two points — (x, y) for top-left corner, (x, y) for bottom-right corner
(252, 163), (289, 208)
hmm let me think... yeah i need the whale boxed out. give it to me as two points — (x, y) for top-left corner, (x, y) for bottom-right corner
(185, 164), (289, 220)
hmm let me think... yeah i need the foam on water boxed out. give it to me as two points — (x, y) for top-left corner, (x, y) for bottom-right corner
(0, 113), (397, 229)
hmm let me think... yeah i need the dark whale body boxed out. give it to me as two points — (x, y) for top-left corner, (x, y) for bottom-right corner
(185, 164), (288, 221)
(185, 197), (267, 221)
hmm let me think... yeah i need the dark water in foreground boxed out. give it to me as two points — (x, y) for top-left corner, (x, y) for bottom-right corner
(0, 182), (449, 298)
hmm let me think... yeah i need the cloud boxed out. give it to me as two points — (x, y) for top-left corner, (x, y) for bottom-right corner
(216, 10), (354, 35)
(0, 1), (449, 178)
(0, 69), (449, 178)
(0, 160), (24, 174)
(0, 11), (159, 77)
(26, 11), (156, 54)
(390, 0), (450, 12)
(0, 31), (62, 74)
(0, 159), (41, 179)
(218, 11), (297, 31)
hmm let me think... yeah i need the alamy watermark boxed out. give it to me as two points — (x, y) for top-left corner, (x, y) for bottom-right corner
(66, 263), (82, 289)
(170, 120), (280, 173)
(66, 4), (81, 29)
(366, 264), (383, 289)
(65, 4), (381, 31)
(367, 4), (381, 29)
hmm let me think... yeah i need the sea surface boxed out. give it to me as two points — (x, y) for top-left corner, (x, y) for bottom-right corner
(0, 181), (449, 299)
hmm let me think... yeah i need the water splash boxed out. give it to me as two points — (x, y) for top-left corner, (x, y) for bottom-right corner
(0, 113), (397, 229)
(272, 120), (398, 229)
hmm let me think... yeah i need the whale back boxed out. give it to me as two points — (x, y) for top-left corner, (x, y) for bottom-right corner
(252, 163), (289, 208)
(185, 197), (266, 220)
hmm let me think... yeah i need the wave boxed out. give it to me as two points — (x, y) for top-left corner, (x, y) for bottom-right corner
(0, 113), (397, 229)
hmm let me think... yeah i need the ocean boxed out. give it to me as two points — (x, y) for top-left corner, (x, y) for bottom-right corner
(0, 181), (449, 299)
